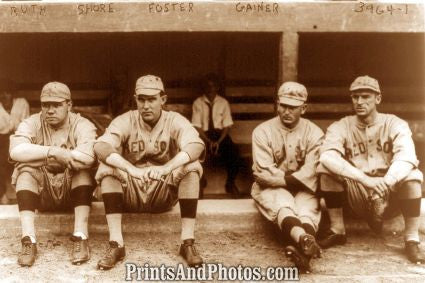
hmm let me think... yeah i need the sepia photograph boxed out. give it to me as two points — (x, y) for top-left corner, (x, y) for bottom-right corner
(0, 0), (424, 281)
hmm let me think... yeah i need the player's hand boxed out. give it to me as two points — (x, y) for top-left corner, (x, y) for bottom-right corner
(127, 166), (150, 183)
(145, 165), (171, 182)
(254, 169), (285, 188)
(48, 147), (74, 169)
(363, 176), (390, 198)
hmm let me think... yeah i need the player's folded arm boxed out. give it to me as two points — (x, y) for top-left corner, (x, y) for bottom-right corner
(320, 150), (366, 182)
(94, 141), (119, 163)
(182, 142), (205, 162)
(251, 127), (276, 173)
(9, 139), (50, 163)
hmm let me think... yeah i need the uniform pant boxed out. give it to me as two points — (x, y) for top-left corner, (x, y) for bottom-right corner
(251, 182), (321, 230)
(14, 165), (94, 211)
(96, 161), (202, 212)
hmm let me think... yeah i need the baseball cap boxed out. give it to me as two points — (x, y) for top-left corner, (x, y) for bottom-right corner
(135, 75), (164, 96)
(349, 75), (381, 94)
(40, 82), (71, 102)
(277, 82), (308, 106)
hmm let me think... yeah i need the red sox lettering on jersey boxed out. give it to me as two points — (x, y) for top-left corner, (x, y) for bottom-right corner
(322, 113), (420, 176)
(98, 110), (201, 166)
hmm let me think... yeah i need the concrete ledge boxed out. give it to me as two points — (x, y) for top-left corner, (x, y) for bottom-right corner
(1, 199), (425, 237)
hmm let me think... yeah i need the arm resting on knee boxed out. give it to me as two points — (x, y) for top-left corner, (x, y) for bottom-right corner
(182, 142), (205, 162)
(320, 150), (367, 182)
(384, 161), (414, 187)
(10, 143), (50, 163)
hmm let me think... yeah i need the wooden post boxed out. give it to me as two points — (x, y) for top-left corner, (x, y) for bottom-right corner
(279, 31), (299, 85)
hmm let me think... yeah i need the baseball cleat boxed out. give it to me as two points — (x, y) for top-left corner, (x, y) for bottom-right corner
(18, 236), (37, 267)
(299, 234), (322, 258)
(317, 229), (347, 249)
(70, 235), (90, 265)
(367, 195), (387, 234)
(97, 241), (126, 270)
(179, 239), (203, 267)
(405, 241), (425, 264)
(284, 245), (311, 273)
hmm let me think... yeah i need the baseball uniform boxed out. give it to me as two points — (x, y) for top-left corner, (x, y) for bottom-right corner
(318, 113), (423, 219)
(10, 112), (97, 211)
(95, 110), (204, 212)
(251, 117), (324, 229)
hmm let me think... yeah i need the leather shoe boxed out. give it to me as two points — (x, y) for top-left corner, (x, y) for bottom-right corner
(299, 234), (321, 258)
(70, 235), (90, 265)
(285, 245), (311, 274)
(18, 236), (37, 267)
(317, 229), (347, 249)
(405, 241), (425, 264)
(97, 241), (126, 270)
(179, 239), (203, 267)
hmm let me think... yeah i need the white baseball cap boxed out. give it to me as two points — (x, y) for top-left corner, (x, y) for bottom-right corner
(349, 75), (381, 94)
(277, 82), (308, 106)
(40, 82), (71, 102)
(135, 75), (164, 96)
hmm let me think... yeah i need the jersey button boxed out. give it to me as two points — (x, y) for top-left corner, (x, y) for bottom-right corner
(369, 154), (373, 158)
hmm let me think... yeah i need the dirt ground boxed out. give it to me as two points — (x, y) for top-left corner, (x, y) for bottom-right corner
(1, 229), (425, 282)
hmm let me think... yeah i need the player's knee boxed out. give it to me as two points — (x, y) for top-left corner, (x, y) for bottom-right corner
(16, 190), (40, 212)
(70, 185), (94, 208)
(397, 180), (422, 199)
(178, 171), (200, 199)
(319, 174), (344, 192)
(71, 169), (95, 188)
(15, 172), (38, 194)
(100, 176), (124, 194)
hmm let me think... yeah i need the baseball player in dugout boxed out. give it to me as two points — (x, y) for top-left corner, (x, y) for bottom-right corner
(9, 82), (98, 267)
(94, 75), (205, 270)
(191, 73), (241, 196)
(318, 75), (424, 264)
(251, 82), (324, 273)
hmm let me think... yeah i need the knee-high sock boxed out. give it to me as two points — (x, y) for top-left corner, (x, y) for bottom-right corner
(101, 177), (124, 246)
(71, 185), (93, 239)
(74, 206), (90, 239)
(17, 190), (39, 243)
(322, 191), (346, 234)
(278, 208), (305, 244)
(398, 181), (422, 243)
(400, 198), (421, 242)
(178, 172), (199, 241)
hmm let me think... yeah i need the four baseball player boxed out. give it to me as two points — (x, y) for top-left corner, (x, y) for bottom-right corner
(7, 74), (424, 271)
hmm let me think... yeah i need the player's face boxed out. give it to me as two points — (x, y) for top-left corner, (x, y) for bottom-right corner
(351, 91), (381, 118)
(135, 93), (167, 125)
(277, 102), (306, 129)
(41, 100), (71, 128)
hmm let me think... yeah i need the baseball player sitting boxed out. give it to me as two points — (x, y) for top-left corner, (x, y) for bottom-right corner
(191, 73), (241, 196)
(251, 82), (323, 273)
(10, 82), (98, 267)
(94, 75), (205, 270)
(318, 75), (424, 264)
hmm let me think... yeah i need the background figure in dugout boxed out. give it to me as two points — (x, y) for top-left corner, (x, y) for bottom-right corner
(0, 80), (30, 204)
(192, 74), (241, 196)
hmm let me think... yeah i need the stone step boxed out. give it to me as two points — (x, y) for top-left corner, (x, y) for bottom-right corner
(1, 199), (425, 237)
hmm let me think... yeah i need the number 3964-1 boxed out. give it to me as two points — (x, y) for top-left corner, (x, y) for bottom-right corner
(354, 2), (408, 15)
